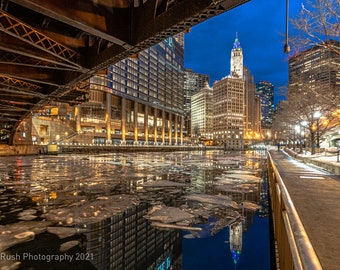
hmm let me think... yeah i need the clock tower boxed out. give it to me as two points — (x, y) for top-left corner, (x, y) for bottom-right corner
(230, 33), (243, 79)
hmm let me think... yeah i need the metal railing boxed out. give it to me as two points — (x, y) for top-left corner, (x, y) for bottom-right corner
(267, 151), (323, 270)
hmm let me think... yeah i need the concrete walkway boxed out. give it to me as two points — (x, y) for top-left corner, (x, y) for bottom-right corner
(283, 147), (340, 175)
(269, 150), (340, 270)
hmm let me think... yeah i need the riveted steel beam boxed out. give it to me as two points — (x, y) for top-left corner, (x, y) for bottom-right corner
(94, 0), (249, 70)
(133, 0), (249, 46)
(10, 0), (133, 49)
(0, 0), (249, 144)
(0, 87), (46, 98)
(0, 98), (36, 106)
(0, 64), (63, 87)
(0, 11), (82, 69)
(0, 51), (66, 70)
(0, 74), (42, 91)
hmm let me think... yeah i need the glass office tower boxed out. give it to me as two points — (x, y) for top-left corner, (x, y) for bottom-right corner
(30, 35), (185, 146)
(255, 81), (274, 129)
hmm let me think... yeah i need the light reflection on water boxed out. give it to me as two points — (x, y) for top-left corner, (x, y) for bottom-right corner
(0, 150), (269, 270)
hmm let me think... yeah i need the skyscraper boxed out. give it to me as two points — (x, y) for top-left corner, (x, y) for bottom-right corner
(288, 40), (340, 148)
(255, 81), (274, 130)
(30, 34), (185, 145)
(289, 40), (340, 97)
(191, 82), (214, 143)
(88, 34), (185, 145)
(183, 69), (210, 138)
(244, 66), (262, 140)
(213, 35), (245, 149)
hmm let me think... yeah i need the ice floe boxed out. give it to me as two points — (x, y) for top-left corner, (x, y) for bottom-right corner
(0, 221), (52, 252)
(0, 150), (267, 254)
(185, 194), (238, 209)
(47, 226), (86, 239)
(240, 201), (261, 211)
(140, 180), (186, 187)
(145, 205), (194, 223)
(59, 240), (79, 252)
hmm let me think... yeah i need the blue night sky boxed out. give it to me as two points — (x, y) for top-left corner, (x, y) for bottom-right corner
(184, 0), (302, 105)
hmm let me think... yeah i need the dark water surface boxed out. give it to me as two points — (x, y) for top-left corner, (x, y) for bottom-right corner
(0, 150), (270, 269)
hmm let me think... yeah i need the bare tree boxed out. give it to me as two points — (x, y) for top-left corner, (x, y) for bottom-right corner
(273, 76), (339, 154)
(290, 0), (340, 56)
(291, 93), (337, 153)
(275, 0), (340, 154)
(272, 100), (304, 149)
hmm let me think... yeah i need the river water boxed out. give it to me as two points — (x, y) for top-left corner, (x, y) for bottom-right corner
(0, 150), (270, 270)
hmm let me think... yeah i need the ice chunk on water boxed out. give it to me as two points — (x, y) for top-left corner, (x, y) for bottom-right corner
(59, 240), (79, 252)
(240, 201), (261, 211)
(141, 180), (185, 187)
(14, 231), (35, 240)
(47, 226), (86, 239)
(17, 209), (37, 216)
(145, 205), (194, 224)
(185, 194), (238, 209)
(18, 215), (37, 221)
(226, 174), (261, 181)
(150, 222), (202, 231)
(227, 170), (257, 175)
(0, 221), (52, 252)
(41, 195), (140, 225)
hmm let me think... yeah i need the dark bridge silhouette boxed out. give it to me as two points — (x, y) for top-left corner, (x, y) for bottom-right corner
(0, 0), (248, 144)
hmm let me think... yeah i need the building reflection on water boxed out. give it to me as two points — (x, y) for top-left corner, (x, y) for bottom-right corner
(0, 150), (268, 269)
(230, 221), (242, 266)
(81, 203), (182, 270)
(180, 151), (269, 268)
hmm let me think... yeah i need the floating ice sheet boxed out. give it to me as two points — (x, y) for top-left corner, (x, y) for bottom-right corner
(140, 180), (186, 187)
(185, 194), (238, 209)
(145, 205), (194, 224)
(0, 221), (52, 252)
(240, 201), (261, 211)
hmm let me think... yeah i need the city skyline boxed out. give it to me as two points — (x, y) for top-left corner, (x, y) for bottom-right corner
(184, 0), (302, 106)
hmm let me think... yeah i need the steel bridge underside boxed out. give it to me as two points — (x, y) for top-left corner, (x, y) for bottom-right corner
(0, 0), (248, 144)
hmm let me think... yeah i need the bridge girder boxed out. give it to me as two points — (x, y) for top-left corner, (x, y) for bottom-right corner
(0, 0), (249, 144)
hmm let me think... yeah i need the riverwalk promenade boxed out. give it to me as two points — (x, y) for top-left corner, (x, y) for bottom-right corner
(269, 149), (340, 270)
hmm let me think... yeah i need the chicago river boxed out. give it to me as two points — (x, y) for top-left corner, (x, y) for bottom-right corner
(0, 150), (270, 269)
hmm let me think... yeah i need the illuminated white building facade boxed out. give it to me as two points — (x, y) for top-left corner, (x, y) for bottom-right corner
(184, 69), (210, 138)
(191, 82), (213, 141)
(230, 34), (243, 79)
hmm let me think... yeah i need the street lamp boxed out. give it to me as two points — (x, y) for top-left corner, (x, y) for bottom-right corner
(313, 112), (322, 149)
(301, 121), (308, 149)
(284, 0), (290, 53)
(313, 111), (321, 119)
(295, 125), (302, 152)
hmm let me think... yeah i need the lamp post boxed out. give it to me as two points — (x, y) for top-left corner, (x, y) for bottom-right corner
(284, 0), (290, 53)
(314, 111), (322, 149)
(295, 125), (303, 153)
(301, 121), (308, 151)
